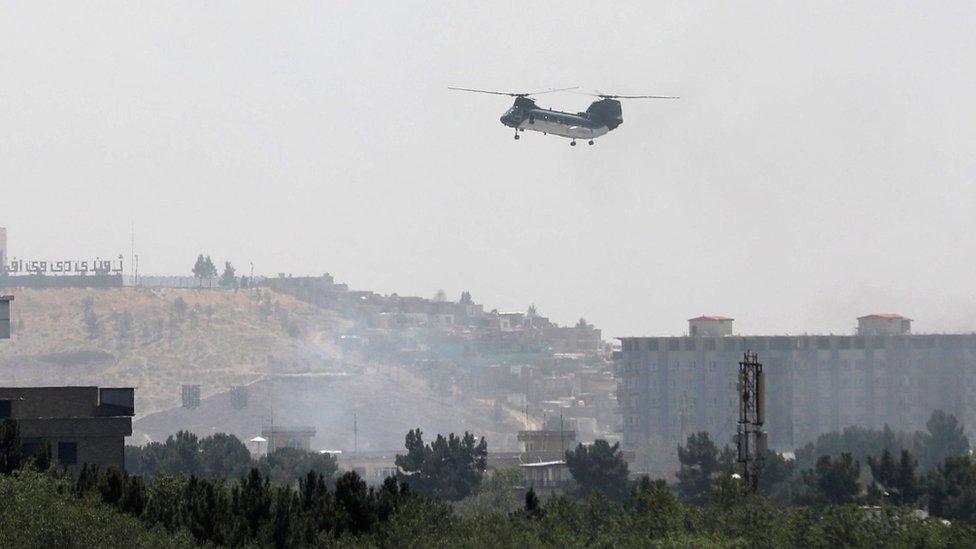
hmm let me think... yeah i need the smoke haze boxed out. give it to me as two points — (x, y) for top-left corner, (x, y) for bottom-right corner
(2, 2), (975, 336)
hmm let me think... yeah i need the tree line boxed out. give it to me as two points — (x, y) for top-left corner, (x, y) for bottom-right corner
(3, 417), (976, 546)
(191, 254), (251, 289)
(668, 409), (976, 524)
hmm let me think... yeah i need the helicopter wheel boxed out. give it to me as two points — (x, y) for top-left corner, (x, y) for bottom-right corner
(588, 140), (594, 146)
(570, 140), (576, 147)
(514, 133), (520, 140)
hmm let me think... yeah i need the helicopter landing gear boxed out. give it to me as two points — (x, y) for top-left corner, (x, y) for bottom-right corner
(588, 140), (594, 146)
(570, 140), (577, 146)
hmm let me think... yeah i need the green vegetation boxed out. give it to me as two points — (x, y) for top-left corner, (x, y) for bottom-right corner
(3, 420), (976, 546)
(125, 431), (337, 486)
(0, 469), (195, 548)
(394, 428), (487, 501)
(564, 439), (630, 501)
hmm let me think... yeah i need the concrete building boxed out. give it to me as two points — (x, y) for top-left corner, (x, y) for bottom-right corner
(0, 295), (11, 339)
(261, 425), (316, 452)
(521, 460), (570, 497)
(857, 313), (912, 336)
(0, 386), (134, 470)
(616, 315), (976, 453)
(518, 429), (577, 454)
(688, 316), (734, 337)
(336, 451), (399, 485)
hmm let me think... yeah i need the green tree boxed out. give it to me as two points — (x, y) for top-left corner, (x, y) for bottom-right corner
(870, 448), (920, 506)
(676, 431), (721, 504)
(564, 439), (630, 501)
(800, 453), (861, 505)
(757, 449), (796, 502)
(200, 433), (252, 479)
(926, 455), (976, 524)
(81, 296), (99, 339)
(204, 256), (218, 287)
(219, 261), (237, 289)
(192, 254), (207, 286)
(0, 419), (21, 475)
(395, 428), (487, 501)
(256, 447), (338, 486)
(917, 410), (970, 471)
(459, 291), (473, 304)
(114, 311), (134, 343)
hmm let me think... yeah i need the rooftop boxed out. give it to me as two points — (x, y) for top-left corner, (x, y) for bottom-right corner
(520, 460), (566, 468)
(858, 313), (911, 321)
(689, 315), (733, 321)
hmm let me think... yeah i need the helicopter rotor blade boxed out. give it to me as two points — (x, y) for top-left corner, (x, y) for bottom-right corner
(604, 94), (680, 99)
(525, 86), (580, 96)
(448, 86), (579, 98)
(448, 86), (524, 97)
(570, 90), (680, 100)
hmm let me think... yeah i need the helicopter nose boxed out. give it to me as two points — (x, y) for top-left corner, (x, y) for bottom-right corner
(500, 109), (519, 127)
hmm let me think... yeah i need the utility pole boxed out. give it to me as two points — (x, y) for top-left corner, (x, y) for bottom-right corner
(353, 413), (359, 453)
(737, 351), (766, 491)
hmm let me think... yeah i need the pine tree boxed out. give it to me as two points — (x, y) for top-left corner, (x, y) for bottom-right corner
(676, 432), (720, 504)
(219, 262), (237, 289)
(192, 254), (207, 286)
(204, 256), (218, 288)
(565, 439), (630, 501)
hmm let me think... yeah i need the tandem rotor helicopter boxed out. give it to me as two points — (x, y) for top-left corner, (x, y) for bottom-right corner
(449, 86), (678, 146)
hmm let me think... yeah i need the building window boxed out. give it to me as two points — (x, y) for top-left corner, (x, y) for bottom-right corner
(0, 400), (10, 419)
(58, 442), (78, 465)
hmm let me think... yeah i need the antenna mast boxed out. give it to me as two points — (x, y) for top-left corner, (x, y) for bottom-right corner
(737, 351), (766, 491)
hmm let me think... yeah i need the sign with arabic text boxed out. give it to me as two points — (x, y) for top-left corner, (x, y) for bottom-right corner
(2, 255), (124, 276)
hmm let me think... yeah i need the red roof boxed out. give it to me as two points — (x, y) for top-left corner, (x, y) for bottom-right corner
(858, 313), (912, 321)
(688, 315), (734, 321)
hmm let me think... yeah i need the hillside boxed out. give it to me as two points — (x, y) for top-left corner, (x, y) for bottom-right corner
(0, 287), (524, 450)
(0, 287), (346, 415)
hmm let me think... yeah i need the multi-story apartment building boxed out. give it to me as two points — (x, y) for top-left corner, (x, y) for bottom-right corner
(0, 386), (135, 470)
(617, 315), (976, 452)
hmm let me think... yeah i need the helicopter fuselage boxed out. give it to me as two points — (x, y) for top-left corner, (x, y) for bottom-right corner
(498, 96), (622, 143)
(502, 107), (609, 140)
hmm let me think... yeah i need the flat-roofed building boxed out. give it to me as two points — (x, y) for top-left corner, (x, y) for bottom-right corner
(521, 460), (570, 497)
(857, 313), (912, 336)
(0, 386), (134, 470)
(261, 425), (316, 452)
(616, 315), (976, 453)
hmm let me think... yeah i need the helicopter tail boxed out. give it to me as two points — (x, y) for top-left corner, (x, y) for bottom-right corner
(586, 99), (624, 130)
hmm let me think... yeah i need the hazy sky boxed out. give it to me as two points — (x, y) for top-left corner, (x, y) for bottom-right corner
(2, 2), (974, 337)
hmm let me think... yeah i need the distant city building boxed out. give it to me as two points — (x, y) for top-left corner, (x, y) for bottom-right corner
(857, 313), (912, 336)
(616, 314), (976, 453)
(336, 451), (399, 485)
(688, 316), (734, 337)
(518, 429), (576, 453)
(261, 425), (316, 452)
(0, 295), (11, 339)
(520, 460), (570, 497)
(0, 386), (134, 471)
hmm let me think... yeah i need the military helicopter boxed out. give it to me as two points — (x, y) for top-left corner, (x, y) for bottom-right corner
(449, 86), (678, 145)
